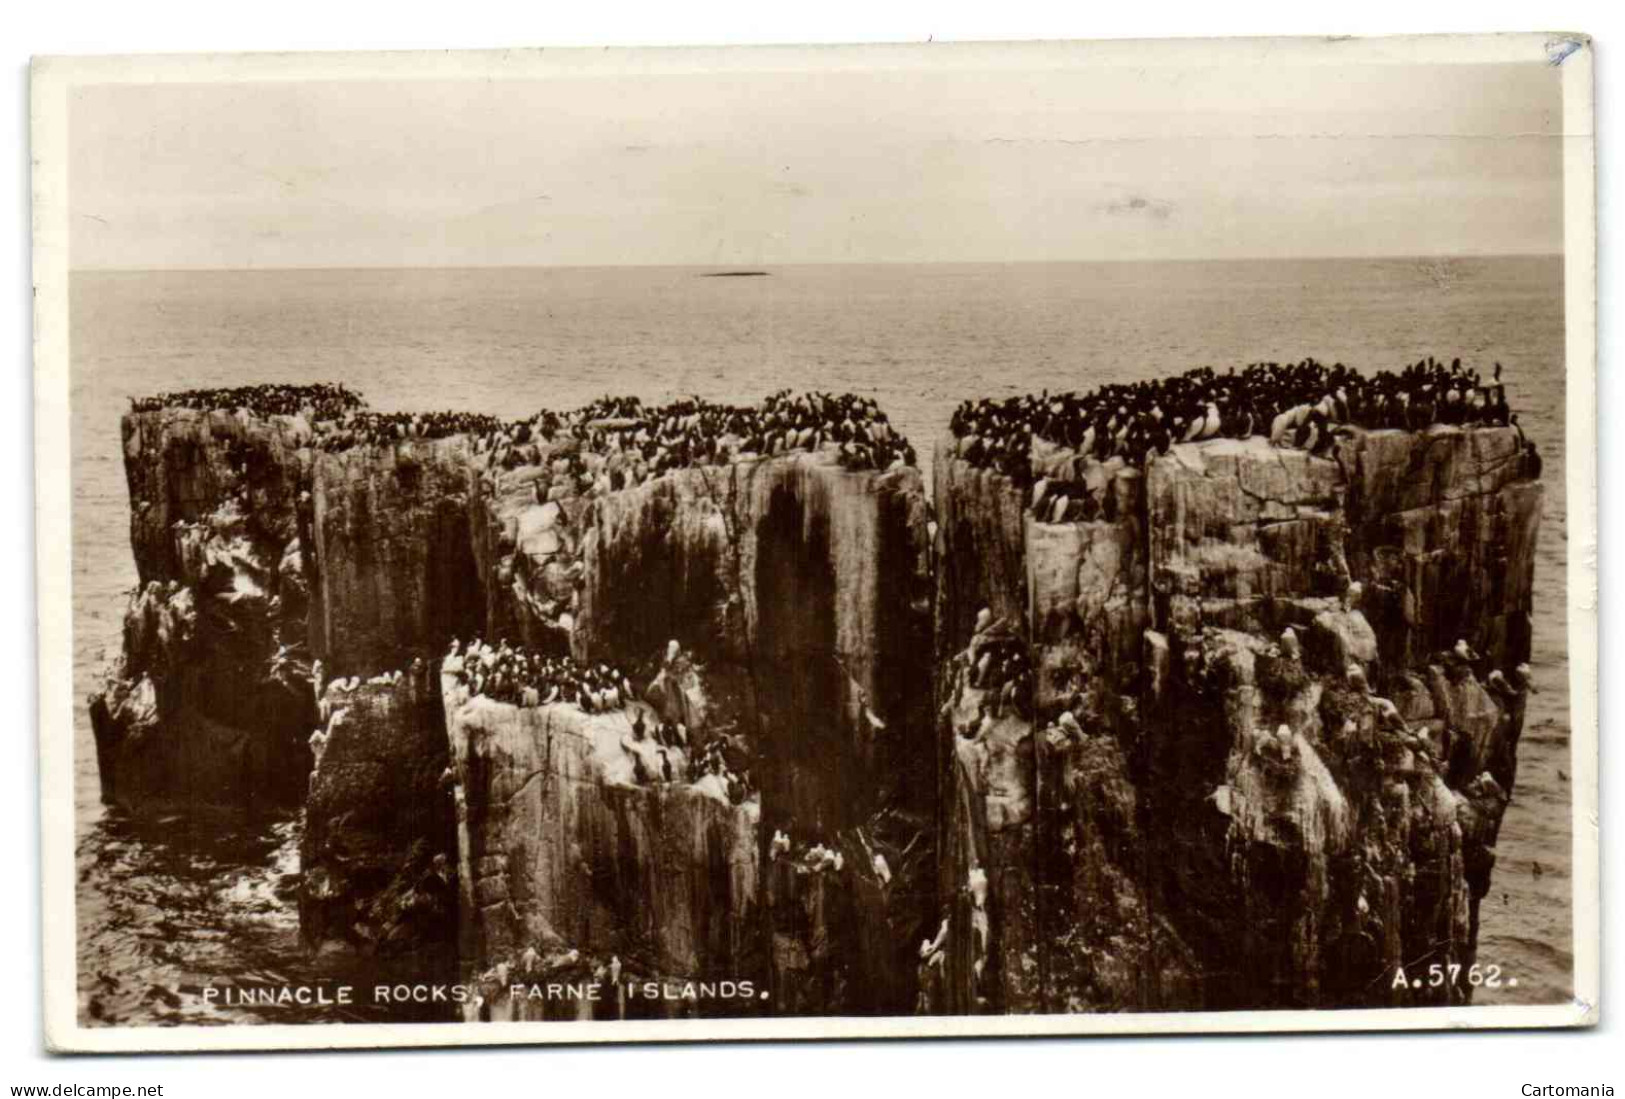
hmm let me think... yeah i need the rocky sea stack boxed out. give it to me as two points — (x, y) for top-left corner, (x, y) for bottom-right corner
(88, 374), (1541, 1019)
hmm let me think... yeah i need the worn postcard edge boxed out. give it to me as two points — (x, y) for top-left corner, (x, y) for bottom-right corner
(29, 32), (1600, 1054)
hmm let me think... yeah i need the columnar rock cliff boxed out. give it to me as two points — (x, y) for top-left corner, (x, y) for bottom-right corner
(300, 666), (457, 968)
(310, 437), (485, 672)
(90, 408), (318, 808)
(90, 394), (1540, 1022)
(927, 425), (1541, 1012)
(93, 398), (936, 1016)
(460, 444), (936, 1015)
(441, 672), (760, 1021)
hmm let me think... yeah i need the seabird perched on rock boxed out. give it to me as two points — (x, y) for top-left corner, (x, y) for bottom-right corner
(973, 649), (994, 688)
(1048, 492), (1069, 525)
(1342, 581), (1363, 611)
(872, 853), (893, 886)
(1452, 638), (1482, 665)
(665, 639), (681, 664)
(974, 607), (993, 635)
(1275, 724), (1295, 760)
(439, 766), (457, 790)
(1513, 663), (1539, 694)
(1279, 626), (1301, 662)
(919, 918), (950, 960)
(968, 867), (988, 909)
(1372, 696), (1409, 733)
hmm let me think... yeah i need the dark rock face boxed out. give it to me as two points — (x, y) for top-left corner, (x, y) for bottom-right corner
(927, 426), (1541, 1013)
(578, 454), (936, 834)
(90, 409), (318, 809)
(311, 438), (486, 673)
(300, 667), (458, 968)
(474, 448), (937, 1015)
(932, 442), (1029, 656)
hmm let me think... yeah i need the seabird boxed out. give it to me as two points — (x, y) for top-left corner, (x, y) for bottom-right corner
(1275, 724), (1295, 759)
(968, 867), (988, 908)
(872, 853), (893, 886)
(1373, 696), (1409, 733)
(1513, 663), (1539, 694)
(1342, 581), (1363, 611)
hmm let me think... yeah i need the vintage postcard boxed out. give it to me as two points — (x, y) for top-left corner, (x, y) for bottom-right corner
(31, 34), (1597, 1052)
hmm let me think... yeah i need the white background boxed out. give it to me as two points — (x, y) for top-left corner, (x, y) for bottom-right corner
(5, 0), (1618, 1092)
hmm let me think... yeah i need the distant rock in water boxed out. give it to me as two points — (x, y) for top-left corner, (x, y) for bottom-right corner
(700, 270), (770, 277)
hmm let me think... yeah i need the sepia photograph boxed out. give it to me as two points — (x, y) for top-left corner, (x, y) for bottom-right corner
(29, 32), (1597, 1053)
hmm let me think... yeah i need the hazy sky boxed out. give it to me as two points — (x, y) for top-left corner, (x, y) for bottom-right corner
(68, 58), (1564, 269)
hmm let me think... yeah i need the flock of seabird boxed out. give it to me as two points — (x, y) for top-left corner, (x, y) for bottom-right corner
(947, 623), (1034, 736)
(443, 638), (638, 714)
(473, 389), (917, 486)
(950, 357), (1540, 498)
(133, 359), (1539, 517)
(135, 385), (917, 489)
(438, 637), (755, 801)
(313, 409), (508, 451)
(132, 382), (364, 421)
(768, 829), (898, 892)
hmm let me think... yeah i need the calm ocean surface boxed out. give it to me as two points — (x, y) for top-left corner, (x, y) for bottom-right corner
(69, 257), (1573, 1024)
